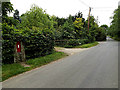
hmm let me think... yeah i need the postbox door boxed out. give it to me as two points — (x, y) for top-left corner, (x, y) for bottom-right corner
(16, 42), (21, 52)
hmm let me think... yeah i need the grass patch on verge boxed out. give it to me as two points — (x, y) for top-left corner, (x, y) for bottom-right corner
(74, 42), (99, 48)
(2, 63), (31, 81)
(2, 51), (67, 81)
(63, 42), (99, 48)
(26, 51), (67, 68)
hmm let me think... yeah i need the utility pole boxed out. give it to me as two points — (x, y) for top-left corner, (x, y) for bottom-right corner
(88, 7), (91, 33)
(96, 16), (98, 24)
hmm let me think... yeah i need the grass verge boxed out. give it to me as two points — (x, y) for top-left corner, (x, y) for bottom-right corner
(63, 42), (99, 48)
(74, 42), (99, 48)
(2, 51), (67, 81)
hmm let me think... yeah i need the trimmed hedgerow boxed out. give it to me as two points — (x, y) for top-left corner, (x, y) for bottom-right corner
(2, 23), (54, 64)
(54, 38), (90, 48)
(2, 5), (55, 64)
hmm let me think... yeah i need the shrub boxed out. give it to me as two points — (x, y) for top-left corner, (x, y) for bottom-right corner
(2, 5), (55, 64)
(2, 23), (15, 64)
(2, 24), (54, 64)
(55, 38), (90, 47)
(95, 27), (106, 41)
(67, 39), (80, 46)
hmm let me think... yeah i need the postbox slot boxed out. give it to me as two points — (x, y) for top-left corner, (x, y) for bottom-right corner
(16, 42), (21, 52)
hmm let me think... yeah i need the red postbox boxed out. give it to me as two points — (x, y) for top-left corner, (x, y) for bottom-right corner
(16, 41), (21, 52)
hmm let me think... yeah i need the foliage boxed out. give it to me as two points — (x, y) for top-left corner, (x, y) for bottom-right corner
(108, 6), (120, 39)
(17, 5), (54, 30)
(2, 5), (55, 64)
(74, 42), (99, 48)
(2, 2), (15, 64)
(2, 3), (107, 64)
(2, 23), (15, 64)
(73, 18), (83, 29)
(54, 14), (105, 47)
(26, 51), (67, 67)
(95, 27), (106, 41)
(2, 63), (30, 81)
(13, 9), (21, 23)
(100, 24), (108, 30)
(73, 18), (84, 39)
(56, 17), (67, 27)
(89, 16), (99, 41)
(61, 21), (75, 39)
(55, 39), (89, 48)
(2, 2), (14, 23)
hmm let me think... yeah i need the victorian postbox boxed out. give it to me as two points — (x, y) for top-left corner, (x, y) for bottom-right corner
(16, 41), (21, 52)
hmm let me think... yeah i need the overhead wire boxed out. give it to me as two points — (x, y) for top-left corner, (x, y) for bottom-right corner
(78, 0), (115, 10)
(78, 0), (90, 7)
(78, 0), (114, 20)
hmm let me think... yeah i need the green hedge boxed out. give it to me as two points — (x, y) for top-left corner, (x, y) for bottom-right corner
(55, 39), (90, 47)
(2, 23), (54, 64)
(95, 27), (106, 41)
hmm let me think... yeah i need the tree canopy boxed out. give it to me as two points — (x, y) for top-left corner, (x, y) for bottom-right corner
(108, 6), (120, 40)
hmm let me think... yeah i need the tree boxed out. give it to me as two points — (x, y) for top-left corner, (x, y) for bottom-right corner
(100, 24), (108, 35)
(100, 24), (108, 29)
(61, 21), (75, 39)
(2, 2), (13, 23)
(73, 18), (84, 39)
(13, 9), (21, 23)
(95, 27), (106, 41)
(109, 6), (120, 40)
(17, 4), (54, 31)
(86, 16), (99, 42)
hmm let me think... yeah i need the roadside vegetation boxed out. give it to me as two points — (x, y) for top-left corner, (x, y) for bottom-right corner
(2, 51), (67, 81)
(108, 6), (120, 41)
(74, 42), (99, 48)
(2, 2), (107, 81)
(56, 42), (99, 48)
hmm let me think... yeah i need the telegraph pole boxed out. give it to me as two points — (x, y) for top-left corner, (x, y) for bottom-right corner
(88, 7), (91, 33)
(96, 16), (98, 24)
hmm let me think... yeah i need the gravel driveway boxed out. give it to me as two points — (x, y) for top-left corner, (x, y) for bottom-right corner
(54, 47), (89, 55)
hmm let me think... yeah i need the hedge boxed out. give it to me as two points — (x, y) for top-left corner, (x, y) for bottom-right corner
(2, 23), (54, 64)
(54, 38), (90, 47)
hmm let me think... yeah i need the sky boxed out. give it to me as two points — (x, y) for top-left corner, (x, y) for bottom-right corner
(10, 0), (120, 26)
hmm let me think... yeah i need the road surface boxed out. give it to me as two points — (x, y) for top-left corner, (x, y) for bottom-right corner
(3, 37), (118, 88)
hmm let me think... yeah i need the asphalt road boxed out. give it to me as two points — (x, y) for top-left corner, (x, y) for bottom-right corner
(3, 37), (118, 88)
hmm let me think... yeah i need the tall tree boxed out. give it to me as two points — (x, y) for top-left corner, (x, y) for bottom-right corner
(2, 2), (13, 23)
(109, 6), (120, 39)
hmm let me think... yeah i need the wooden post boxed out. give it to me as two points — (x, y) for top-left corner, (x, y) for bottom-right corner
(88, 7), (91, 33)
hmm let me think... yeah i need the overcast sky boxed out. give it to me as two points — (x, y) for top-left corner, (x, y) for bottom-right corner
(10, 0), (120, 26)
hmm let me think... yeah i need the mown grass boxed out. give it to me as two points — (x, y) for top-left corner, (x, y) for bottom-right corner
(74, 42), (99, 48)
(2, 63), (31, 81)
(2, 51), (67, 81)
(63, 42), (99, 48)
(26, 51), (67, 68)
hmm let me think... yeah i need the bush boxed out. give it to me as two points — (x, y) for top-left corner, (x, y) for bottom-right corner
(95, 27), (106, 41)
(67, 39), (89, 46)
(2, 23), (15, 64)
(67, 39), (80, 46)
(2, 5), (55, 64)
(55, 38), (90, 48)
(2, 25), (54, 64)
